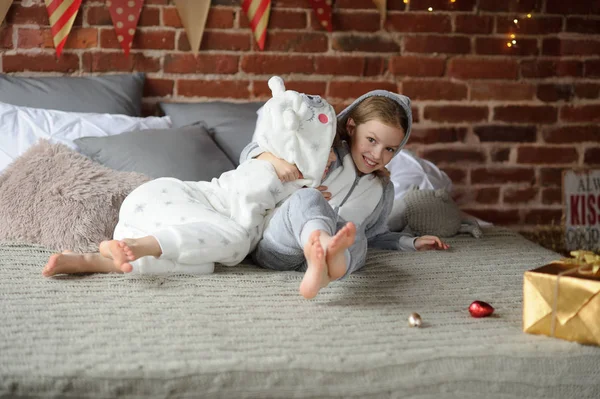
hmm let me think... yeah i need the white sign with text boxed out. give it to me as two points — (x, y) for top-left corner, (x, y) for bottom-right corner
(564, 169), (600, 251)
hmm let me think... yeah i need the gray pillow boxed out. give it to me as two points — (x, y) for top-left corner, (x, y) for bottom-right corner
(0, 140), (150, 253)
(0, 73), (145, 116)
(159, 101), (264, 165)
(74, 124), (235, 182)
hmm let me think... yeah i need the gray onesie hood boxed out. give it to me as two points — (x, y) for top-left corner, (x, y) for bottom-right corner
(336, 90), (412, 158)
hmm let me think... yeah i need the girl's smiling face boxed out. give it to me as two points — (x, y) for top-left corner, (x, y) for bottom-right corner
(347, 118), (405, 175)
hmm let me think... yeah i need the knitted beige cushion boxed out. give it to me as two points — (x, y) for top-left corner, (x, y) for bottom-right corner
(0, 140), (149, 252)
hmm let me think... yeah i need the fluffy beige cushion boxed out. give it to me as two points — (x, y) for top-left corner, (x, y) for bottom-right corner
(0, 140), (149, 252)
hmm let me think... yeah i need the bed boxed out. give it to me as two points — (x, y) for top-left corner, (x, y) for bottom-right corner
(1, 228), (599, 398)
(1, 73), (598, 398)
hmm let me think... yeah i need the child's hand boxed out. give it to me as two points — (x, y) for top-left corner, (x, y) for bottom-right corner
(257, 152), (303, 182)
(414, 235), (450, 251)
(272, 158), (302, 182)
(317, 185), (331, 200)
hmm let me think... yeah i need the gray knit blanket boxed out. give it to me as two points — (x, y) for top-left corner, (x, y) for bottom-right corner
(1, 228), (599, 398)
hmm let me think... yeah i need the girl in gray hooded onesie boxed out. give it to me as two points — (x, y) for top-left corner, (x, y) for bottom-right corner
(240, 90), (449, 299)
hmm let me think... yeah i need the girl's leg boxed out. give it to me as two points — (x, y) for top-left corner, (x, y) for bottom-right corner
(299, 224), (361, 298)
(112, 174), (253, 275)
(106, 218), (250, 275)
(254, 188), (360, 298)
(253, 188), (339, 272)
(336, 221), (368, 278)
(99, 236), (162, 270)
(117, 253), (215, 275)
(43, 251), (129, 277)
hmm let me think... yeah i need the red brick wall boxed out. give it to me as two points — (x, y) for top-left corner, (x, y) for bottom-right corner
(1, 0), (599, 231)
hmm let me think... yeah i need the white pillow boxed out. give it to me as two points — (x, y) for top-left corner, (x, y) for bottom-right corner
(0, 101), (172, 174)
(386, 149), (453, 199)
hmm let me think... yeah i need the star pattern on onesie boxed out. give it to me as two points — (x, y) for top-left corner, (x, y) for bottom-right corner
(233, 252), (239, 259)
(269, 186), (281, 197)
(221, 238), (231, 246)
(134, 203), (146, 213)
(161, 189), (168, 194)
(155, 222), (162, 228)
(198, 238), (205, 244)
(164, 201), (173, 206)
(311, 142), (320, 152)
(180, 217), (186, 222)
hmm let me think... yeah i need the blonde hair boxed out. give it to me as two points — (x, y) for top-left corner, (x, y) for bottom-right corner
(336, 96), (409, 182)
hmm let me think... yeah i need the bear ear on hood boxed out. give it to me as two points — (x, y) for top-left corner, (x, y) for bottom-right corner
(268, 76), (286, 98)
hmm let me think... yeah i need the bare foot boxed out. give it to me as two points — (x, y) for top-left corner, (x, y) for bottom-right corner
(98, 236), (161, 272)
(99, 240), (134, 272)
(325, 222), (356, 281)
(299, 230), (330, 299)
(42, 252), (127, 277)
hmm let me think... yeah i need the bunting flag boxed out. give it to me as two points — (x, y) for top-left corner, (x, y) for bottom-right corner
(107, 0), (144, 57)
(242, 0), (271, 51)
(44, 0), (82, 57)
(174, 0), (210, 54)
(372, 0), (386, 22)
(309, 0), (333, 32)
(0, 0), (13, 26)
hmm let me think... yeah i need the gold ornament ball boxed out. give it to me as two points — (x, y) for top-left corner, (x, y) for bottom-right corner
(408, 312), (422, 327)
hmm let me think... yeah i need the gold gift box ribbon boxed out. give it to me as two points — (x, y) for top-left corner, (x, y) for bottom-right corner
(549, 250), (600, 337)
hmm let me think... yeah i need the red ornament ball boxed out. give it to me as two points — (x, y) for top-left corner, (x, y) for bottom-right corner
(468, 301), (494, 318)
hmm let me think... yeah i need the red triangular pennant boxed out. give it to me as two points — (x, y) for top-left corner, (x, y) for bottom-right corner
(309, 0), (333, 32)
(44, 0), (82, 57)
(242, 0), (271, 50)
(107, 0), (144, 57)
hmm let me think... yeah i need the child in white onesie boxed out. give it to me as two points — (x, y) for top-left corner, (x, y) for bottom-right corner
(42, 77), (337, 277)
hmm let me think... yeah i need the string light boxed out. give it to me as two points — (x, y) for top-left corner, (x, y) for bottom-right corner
(507, 11), (534, 50)
(403, 0), (408, 3)
(428, 7), (433, 11)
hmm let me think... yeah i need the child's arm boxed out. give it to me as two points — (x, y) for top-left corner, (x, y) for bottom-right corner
(414, 236), (449, 251)
(256, 152), (302, 182)
(364, 183), (419, 251)
(239, 141), (264, 164)
(364, 183), (449, 251)
(239, 141), (302, 182)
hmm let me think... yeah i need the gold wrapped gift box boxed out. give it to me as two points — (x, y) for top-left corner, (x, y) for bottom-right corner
(523, 251), (600, 346)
